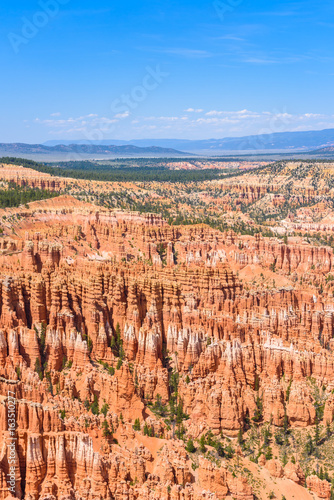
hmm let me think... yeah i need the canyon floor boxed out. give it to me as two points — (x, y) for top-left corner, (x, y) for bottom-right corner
(0, 159), (333, 500)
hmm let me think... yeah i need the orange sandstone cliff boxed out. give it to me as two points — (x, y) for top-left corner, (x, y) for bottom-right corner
(0, 195), (332, 499)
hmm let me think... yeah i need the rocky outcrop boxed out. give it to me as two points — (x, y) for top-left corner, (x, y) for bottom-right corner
(0, 194), (331, 499)
(265, 459), (284, 478)
(306, 475), (331, 499)
(284, 461), (305, 485)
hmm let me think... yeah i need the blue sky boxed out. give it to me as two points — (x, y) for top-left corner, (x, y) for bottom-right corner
(1, 0), (334, 142)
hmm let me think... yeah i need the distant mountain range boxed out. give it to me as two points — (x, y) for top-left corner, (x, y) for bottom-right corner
(309, 146), (334, 155)
(0, 143), (189, 157)
(44, 128), (334, 153)
(2, 128), (334, 159)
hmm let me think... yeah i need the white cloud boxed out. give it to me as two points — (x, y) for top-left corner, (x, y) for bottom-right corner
(114, 111), (130, 119)
(146, 47), (212, 58)
(33, 109), (334, 141)
(128, 110), (334, 140)
(185, 108), (204, 113)
(205, 109), (260, 117)
(33, 113), (122, 138)
(35, 114), (118, 128)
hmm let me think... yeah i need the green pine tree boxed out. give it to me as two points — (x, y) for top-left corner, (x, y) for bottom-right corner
(199, 435), (206, 453)
(185, 439), (196, 453)
(133, 418), (141, 431)
(237, 427), (244, 446)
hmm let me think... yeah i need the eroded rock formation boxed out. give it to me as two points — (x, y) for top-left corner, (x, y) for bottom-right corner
(0, 195), (332, 499)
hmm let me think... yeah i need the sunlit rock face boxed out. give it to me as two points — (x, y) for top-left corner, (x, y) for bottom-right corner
(0, 193), (332, 499)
